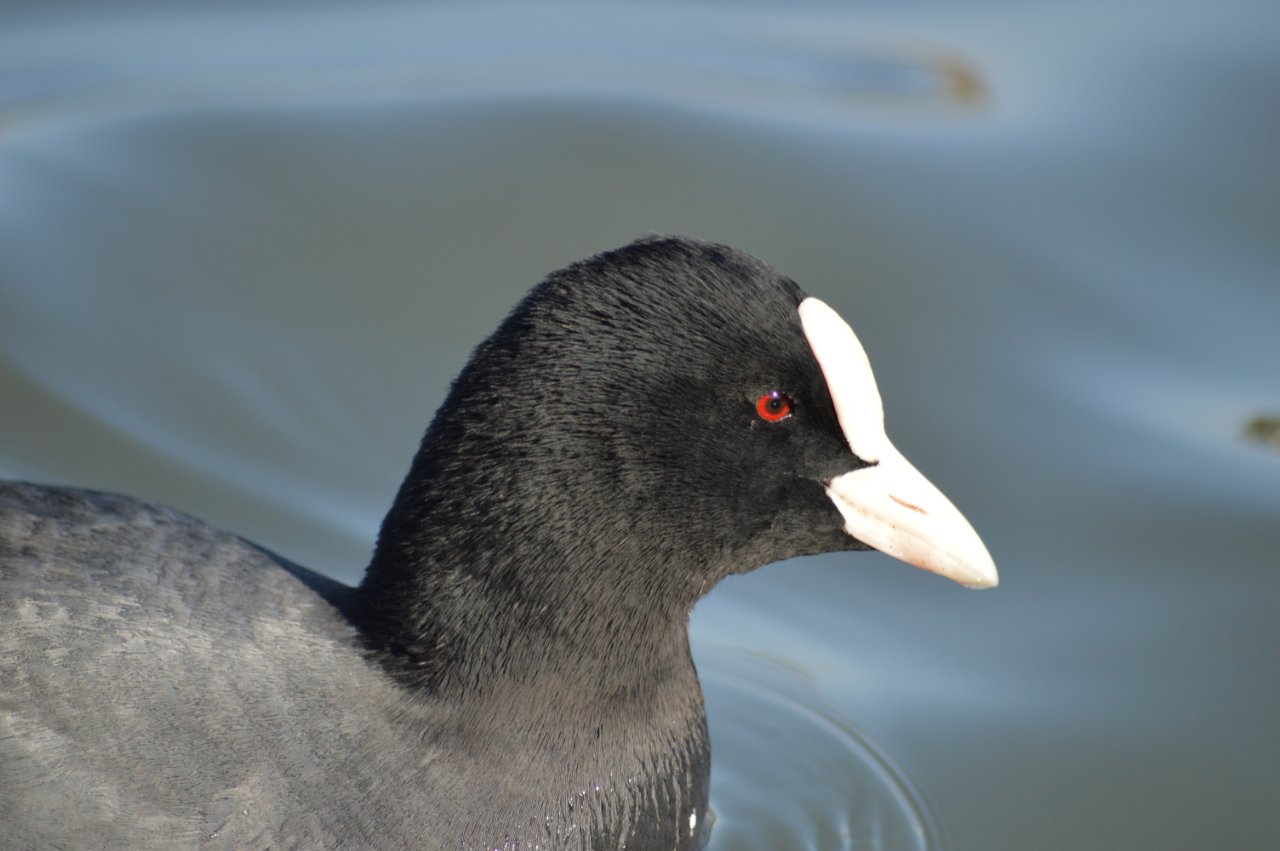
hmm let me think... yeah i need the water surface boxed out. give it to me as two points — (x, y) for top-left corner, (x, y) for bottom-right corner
(2, 3), (1279, 849)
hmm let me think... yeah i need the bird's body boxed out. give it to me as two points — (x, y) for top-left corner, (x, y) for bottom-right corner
(0, 237), (995, 849)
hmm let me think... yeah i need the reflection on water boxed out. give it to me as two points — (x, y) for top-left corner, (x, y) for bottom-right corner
(2, 3), (1279, 850)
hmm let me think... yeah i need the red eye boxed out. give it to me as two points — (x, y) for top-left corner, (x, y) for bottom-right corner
(755, 391), (793, 422)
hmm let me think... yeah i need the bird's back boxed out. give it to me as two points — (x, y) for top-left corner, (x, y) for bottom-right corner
(0, 483), (431, 848)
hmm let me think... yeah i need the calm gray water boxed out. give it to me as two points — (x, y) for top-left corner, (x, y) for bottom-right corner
(3, 2), (1278, 849)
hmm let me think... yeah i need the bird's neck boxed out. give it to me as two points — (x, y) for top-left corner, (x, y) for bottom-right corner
(357, 515), (713, 850)
(356, 404), (719, 694)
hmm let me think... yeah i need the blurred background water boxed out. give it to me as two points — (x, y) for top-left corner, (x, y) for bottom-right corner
(2, 2), (1278, 848)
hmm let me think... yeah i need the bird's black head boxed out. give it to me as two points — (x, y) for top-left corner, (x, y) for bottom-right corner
(360, 235), (995, 684)
(461, 236), (873, 588)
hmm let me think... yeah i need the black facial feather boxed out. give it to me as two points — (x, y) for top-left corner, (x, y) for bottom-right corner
(360, 237), (862, 679)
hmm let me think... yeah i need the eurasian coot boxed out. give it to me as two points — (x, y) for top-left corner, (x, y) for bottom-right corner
(0, 236), (996, 850)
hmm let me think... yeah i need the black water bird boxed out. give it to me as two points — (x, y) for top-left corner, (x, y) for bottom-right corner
(0, 237), (996, 850)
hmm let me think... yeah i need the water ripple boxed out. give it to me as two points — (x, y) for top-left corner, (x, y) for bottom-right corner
(0, 5), (985, 138)
(699, 644), (938, 851)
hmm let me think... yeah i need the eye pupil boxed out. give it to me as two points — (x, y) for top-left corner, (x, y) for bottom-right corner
(755, 391), (793, 422)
